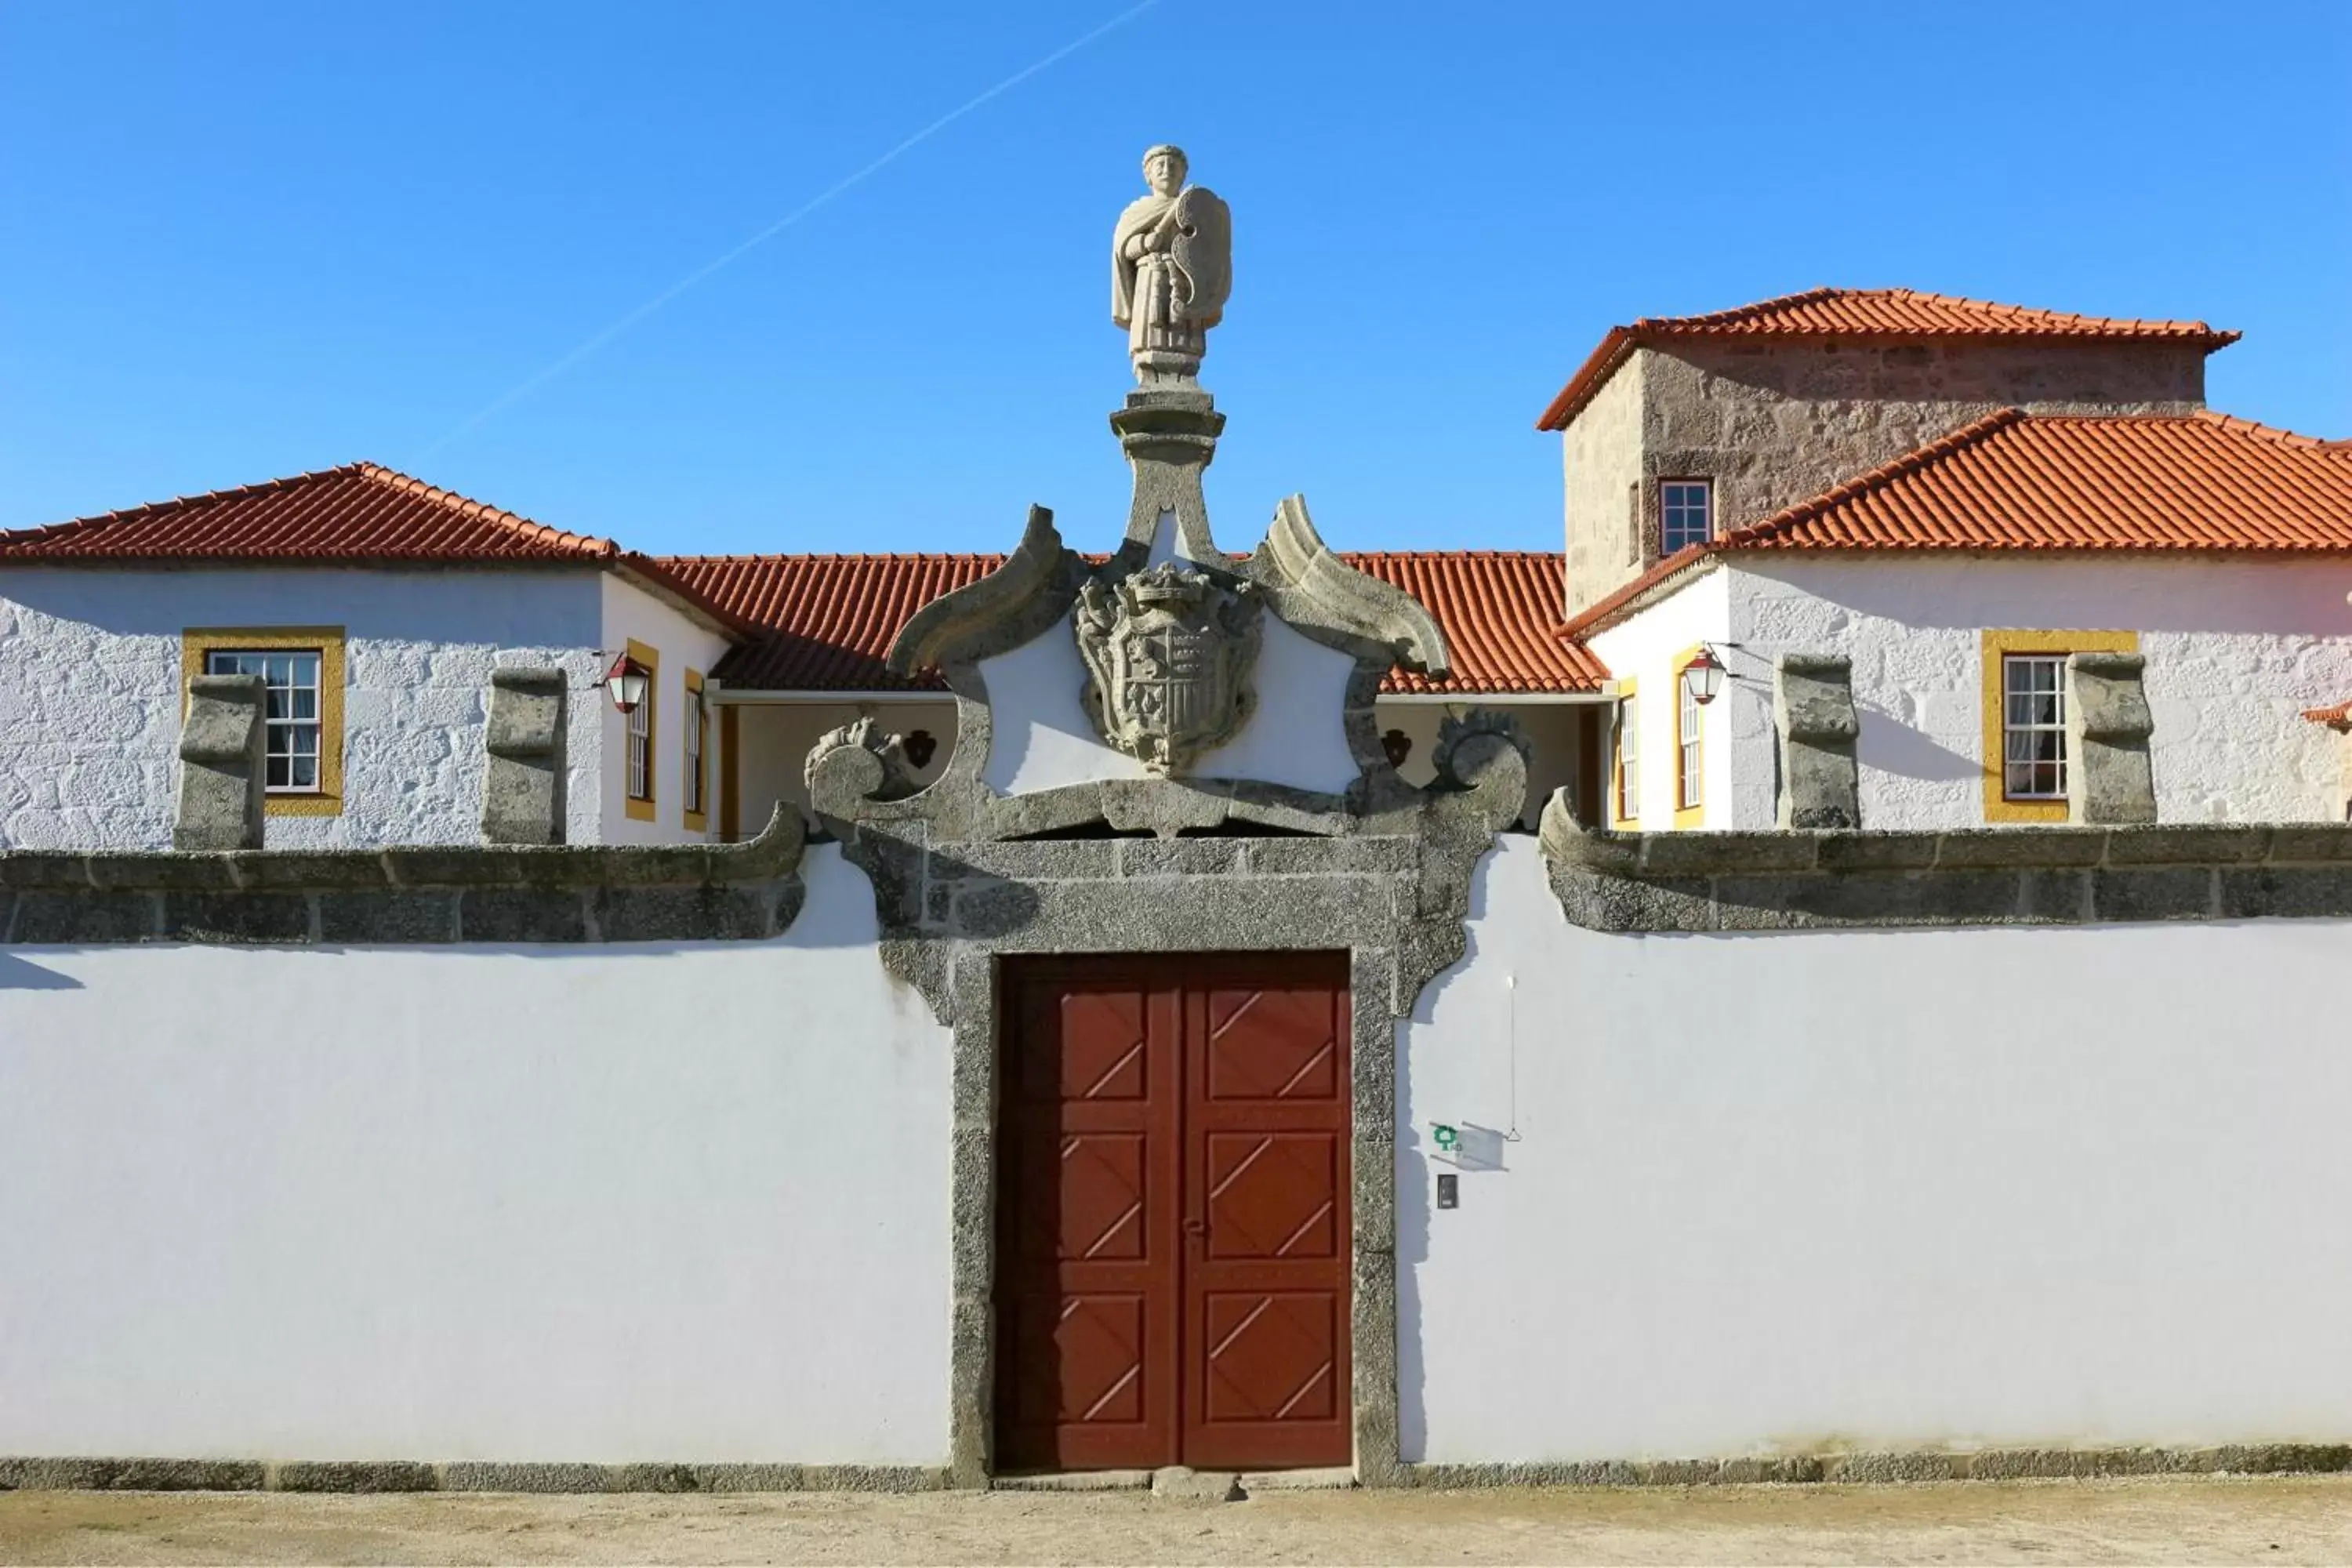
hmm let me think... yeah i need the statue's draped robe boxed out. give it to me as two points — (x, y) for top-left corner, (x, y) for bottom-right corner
(1112, 192), (1200, 368)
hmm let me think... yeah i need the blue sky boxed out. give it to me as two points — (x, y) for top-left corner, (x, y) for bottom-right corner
(2, 1), (2346, 554)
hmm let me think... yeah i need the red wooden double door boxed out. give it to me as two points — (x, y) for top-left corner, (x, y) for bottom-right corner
(995, 953), (1352, 1472)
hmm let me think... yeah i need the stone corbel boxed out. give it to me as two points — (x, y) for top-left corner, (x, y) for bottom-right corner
(2065, 652), (2157, 825)
(481, 668), (566, 845)
(176, 673), (267, 851)
(1773, 654), (1860, 829)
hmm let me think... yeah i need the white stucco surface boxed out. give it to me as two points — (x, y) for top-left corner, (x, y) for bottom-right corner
(597, 575), (735, 844)
(0, 568), (613, 849)
(0, 846), (953, 1464)
(1595, 556), (2352, 829)
(978, 612), (1359, 797)
(1401, 837), (2352, 1464)
(1730, 556), (2352, 828)
(1584, 568), (1731, 829)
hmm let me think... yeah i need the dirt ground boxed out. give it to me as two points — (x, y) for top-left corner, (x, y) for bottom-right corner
(3, 1476), (2350, 1566)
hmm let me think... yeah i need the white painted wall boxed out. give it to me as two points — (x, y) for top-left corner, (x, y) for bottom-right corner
(1722, 556), (2352, 828)
(1402, 837), (2352, 1464)
(0, 846), (954, 1465)
(0, 568), (610, 849)
(1377, 700), (1595, 830)
(978, 610), (1359, 797)
(1584, 567), (1732, 829)
(730, 700), (958, 835)
(597, 576), (735, 844)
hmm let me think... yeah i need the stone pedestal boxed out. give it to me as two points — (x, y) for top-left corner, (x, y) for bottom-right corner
(1773, 654), (1860, 829)
(1110, 387), (1226, 557)
(176, 673), (267, 851)
(2066, 652), (2157, 825)
(482, 669), (567, 844)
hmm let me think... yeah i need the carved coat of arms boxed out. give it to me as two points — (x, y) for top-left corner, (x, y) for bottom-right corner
(1076, 561), (1262, 775)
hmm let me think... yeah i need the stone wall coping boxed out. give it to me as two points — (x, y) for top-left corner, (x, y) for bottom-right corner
(0, 807), (804, 895)
(1545, 810), (2352, 880)
(1538, 792), (2352, 932)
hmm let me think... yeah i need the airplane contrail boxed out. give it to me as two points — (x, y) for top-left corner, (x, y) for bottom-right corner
(415, 0), (1160, 461)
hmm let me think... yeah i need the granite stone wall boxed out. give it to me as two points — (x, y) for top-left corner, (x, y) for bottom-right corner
(1559, 338), (2210, 615)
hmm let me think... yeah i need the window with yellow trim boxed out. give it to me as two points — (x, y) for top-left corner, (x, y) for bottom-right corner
(1674, 651), (1704, 823)
(682, 668), (708, 832)
(1613, 680), (1641, 826)
(623, 638), (659, 822)
(1979, 628), (2139, 823)
(181, 628), (345, 817)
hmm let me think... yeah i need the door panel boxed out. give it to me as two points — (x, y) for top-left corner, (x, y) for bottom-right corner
(995, 970), (1181, 1471)
(1181, 959), (1352, 1468)
(996, 953), (1351, 1474)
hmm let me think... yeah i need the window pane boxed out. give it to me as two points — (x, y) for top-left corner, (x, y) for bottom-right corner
(266, 753), (290, 789)
(292, 688), (317, 720)
(289, 754), (317, 789)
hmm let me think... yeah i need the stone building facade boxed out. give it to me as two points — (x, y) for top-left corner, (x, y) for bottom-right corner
(1541, 289), (2231, 618)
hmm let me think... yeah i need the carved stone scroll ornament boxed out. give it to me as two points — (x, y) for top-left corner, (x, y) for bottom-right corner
(1075, 561), (1263, 775)
(804, 716), (922, 823)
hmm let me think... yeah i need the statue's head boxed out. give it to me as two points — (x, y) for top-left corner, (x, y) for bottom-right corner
(1142, 144), (1187, 197)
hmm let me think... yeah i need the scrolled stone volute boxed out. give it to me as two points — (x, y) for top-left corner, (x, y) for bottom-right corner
(481, 668), (567, 845)
(1430, 709), (1531, 833)
(175, 673), (267, 851)
(2066, 651), (2157, 825)
(1774, 654), (1861, 829)
(805, 717), (920, 822)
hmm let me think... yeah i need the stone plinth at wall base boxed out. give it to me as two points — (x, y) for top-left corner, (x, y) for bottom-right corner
(175, 673), (267, 852)
(0, 1458), (951, 1494)
(1538, 791), (2352, 931)
(1398, 1443), (2352, 1487)
(0, 807), (808, 946)
(7, 1444), (2350, 1494)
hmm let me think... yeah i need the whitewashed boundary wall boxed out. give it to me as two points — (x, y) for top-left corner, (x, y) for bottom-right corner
(1403, 835), (2352, 1473)
(4, 803), (2352, 1488)
(0, 846), (953, 1477)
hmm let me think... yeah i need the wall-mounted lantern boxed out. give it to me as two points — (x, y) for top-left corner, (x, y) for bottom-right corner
(599, 653), (652, 715)
(1683, 644), (1727, 706)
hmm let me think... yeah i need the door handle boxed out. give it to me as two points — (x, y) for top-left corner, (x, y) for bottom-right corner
(1183, 1218), (1206, 1236)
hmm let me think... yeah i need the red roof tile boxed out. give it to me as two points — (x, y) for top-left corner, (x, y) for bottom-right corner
(666, 551), (1608, 696)
(1565, 409), (2352, 637)
(1536, 287), (2240, 431)
(0, 463), (750, 633)
(2304, 699), (2352, 731)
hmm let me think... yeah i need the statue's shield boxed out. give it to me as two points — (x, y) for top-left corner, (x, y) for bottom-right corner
(1170, 187), (1232, 329)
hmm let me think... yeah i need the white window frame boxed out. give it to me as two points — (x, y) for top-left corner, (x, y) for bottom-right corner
(2002, 654), (2067, 800)
(1678, 671), (1703, 811)
(1616, 695), (1641, 821)
(626, 692), (653, 803)
(1660, 479), (1713, 555)
(684, 684), (706, 816)
(204, 648), (324, 794)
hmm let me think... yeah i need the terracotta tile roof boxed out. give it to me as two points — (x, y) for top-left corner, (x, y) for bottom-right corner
(1536, 287), (2240, 430)
(2304, 699), (2352, 731)
(1564, 408), (2352, 638)
(0, 463), (750, 633)
(666, 551), (1609, 696)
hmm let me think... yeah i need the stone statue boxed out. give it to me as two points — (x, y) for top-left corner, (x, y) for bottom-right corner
(1111, 145), (1230, 385)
